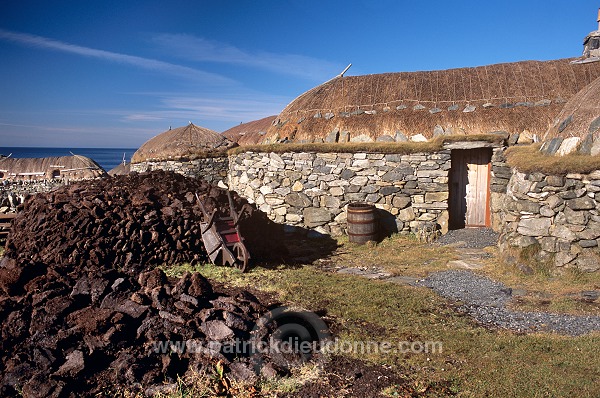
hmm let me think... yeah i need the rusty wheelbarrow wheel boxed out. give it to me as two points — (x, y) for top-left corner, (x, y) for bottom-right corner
(232, 242), (249, 272)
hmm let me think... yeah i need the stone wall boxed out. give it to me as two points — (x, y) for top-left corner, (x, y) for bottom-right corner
(0, 180), (72, 211)
(499, 170), (600, 272)
(130, 157), (229, 184)
(228, 151), (453, 237)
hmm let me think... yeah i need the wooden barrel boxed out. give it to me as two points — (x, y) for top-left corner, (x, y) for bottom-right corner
(347, 203), (377, 244)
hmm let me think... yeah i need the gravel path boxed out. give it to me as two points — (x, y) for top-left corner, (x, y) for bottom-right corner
(434, 228), (499, 249)
(416, 270), (600, 336)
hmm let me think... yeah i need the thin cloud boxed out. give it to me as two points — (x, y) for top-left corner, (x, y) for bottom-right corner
(152, 34), (341, 82)
(123, 94), (288, 126)
(0, 29), (234, 85)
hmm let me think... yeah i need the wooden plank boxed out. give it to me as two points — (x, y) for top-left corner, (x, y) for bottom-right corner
(450, 149), (491, 229)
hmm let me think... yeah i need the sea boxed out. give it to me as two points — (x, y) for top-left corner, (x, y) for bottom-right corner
(0, 147), (138, 172)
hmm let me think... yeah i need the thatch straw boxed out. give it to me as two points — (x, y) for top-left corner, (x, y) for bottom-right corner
(132, 123), (237, 163)
(108, 162), (131, 176)
(0, 155), (106, 180)
(266, 58), (600, 143)
(545, 75), (600, 139)
(222, 115), (276, 145)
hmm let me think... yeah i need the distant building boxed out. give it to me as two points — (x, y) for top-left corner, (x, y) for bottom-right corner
(0, 155), (106, 181)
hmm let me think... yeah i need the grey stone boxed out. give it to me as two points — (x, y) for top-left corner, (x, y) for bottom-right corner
(578, 133), (595, 155)
(540, 137), (563, 155)
(380, 186), (400, 195)
(396, 104), (408, 110)
(324, 112), (335, 120)
(285, 192), (312, 208)
(558, 115), (573, 133)
(566, 196), (595, 210)
(508, 133), (520, 146)
(413, 104), (426, 111)
(551, 225), (577, 241)
(463, 105), (476, 113)
(345, 193), (368, 202)
(339, 131), (350, 142)
(325, 129), (339, 143)
(321, 195), (341, 208)
(534, 99), (552, 106)
(376, 135), (395, 142)
(429, 108), (442, 114)
(397, 207), (415, 221)
(555, 252), (577, 267)
(545, 175), (564, 187)
(517, 218), (551, 236)
(448, 104), (460, 111)
(433, 125), (445, 136)
(589, 116), (600, 133)
(511, 235), (538, 248)
(394, 131), (408, 142)
(303, 207), (332, 227)
(564, 206), (588, 225)
(392, 195), (411, 209)
(340, 169), (356, 180)
(579, 239), (598, 248)
(574, 251), (600, 272)
(350, 134), (373, 143)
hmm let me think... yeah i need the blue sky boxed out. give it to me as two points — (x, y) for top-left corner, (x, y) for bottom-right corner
(0, 0), (598, 148)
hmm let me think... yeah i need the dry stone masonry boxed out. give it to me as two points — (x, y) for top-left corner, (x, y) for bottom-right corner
(228, 151), (454, 237)
(499, 170), (600, 272)
(130, 157), (229, 184)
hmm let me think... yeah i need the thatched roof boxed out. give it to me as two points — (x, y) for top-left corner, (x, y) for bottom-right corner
(0, 155), (106, 181)
(222, 115), (277, 145)
(108, 162), (131, 176)
(265, 58), (600, 143)
(132, 123), (236, 163)
(545, 75), (600, 139)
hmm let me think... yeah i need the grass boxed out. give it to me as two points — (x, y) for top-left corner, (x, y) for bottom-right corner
(327, 234), (458, 276)
(158, 234), (600, 397)
(227, 133), (507, 156)
(506, 144), (600, 175)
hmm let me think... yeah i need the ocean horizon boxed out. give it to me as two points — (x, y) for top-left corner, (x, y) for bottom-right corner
(0, 147), (138, 172)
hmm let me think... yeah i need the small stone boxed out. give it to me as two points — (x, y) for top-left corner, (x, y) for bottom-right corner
(558, 115), (573, 133)
(413, 104), (426, 111)
(557, 137), (580, 156)
(291, 181), (304, 192)
(349, 134), (374, 143)
(463, 105), (476, 113)
(395, 131), (408, 142)
(410, 134), (428, 142)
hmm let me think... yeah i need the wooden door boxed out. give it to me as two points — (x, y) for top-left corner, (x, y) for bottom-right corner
(449, 149), (491, 229)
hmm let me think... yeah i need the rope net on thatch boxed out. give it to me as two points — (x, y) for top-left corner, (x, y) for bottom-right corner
(265, 58), (600, 142)
(132, 123), (237, 163)
(222, 115), (277, 146)
(0, 155), (106, 181)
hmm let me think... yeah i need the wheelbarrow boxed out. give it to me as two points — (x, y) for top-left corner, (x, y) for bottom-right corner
(195, 191), (252, 272)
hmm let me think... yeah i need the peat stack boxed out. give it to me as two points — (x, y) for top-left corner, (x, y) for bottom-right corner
(0, 170), (289, 396)
(2, 170), (285, 278)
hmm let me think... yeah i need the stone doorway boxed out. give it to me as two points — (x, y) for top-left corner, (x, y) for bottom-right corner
(449, 148), (492, 229)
